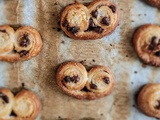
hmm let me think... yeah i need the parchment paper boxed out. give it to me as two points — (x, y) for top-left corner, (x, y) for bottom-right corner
(0, 0), (160, 120)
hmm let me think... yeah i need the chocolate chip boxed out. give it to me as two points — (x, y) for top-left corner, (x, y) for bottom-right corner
(155, 51), (160, 57)
(0, 92), (9, 103)
(155, 101), (160, 109)
(89, 18), (96, 28)
(10, 111), (17, 117)
(0, 29), (6, 33)
(90, 82), (97, 89)
(18, 50), (29, 57)
(19, 34), (30, 47)
(62, 20), (69, 27)
(103, 77), (110, 84)
(149, 36), (158, 50)
(91, 10), (98, 18)
(67, 26), (80, 34)
(64, 76), (71, 82)
(93, 26), (103, 33)
(64, 76), (80, 83)
(109, 5), (116, 13)
(101, 17), (110, 26)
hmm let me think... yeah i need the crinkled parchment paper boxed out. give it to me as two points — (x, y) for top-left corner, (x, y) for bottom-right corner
(0, 0), (160, 120)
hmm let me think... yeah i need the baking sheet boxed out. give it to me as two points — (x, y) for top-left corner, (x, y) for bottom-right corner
(0, 0), (160, 120)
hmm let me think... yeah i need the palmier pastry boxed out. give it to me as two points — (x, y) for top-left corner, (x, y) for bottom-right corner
(13, 90), (41, 120)
(133, 24), (160, 66)
(0, 25), (42, 62)
(145, 0), (160, 8)
(56, 61), (115, 100)
(0, 88), (14, 118)
(137, 83), (160, 118)
(60, 0), (119, 40)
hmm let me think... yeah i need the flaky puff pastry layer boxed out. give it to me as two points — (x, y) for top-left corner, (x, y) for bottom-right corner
(60, 0), (119, 40)
(56, 61), (115, 100)
(0, 88), (14, 119)
(133, 24), (160, 66)
(137, 84), (160, 118)
(0, 25), (42, 62)
(13, 90), (41, 120)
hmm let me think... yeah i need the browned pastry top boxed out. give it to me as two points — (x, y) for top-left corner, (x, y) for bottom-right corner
(137, 83), (160, 118)
(60, 0), (119, 40)
(146, 0), (160, 8)
(56, 61), (115, 100)
(133, 24), (160, 66)
(0, 25), (42, 62)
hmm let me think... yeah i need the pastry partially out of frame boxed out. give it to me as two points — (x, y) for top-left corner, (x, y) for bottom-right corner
(0, 25), (42, 62)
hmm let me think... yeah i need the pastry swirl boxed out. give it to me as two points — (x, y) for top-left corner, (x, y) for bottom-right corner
(60, 0), (119, 40)
(56, 61), (115, 100)
(0, 88), (14, 118)
(13, 90), (41, 120)
(133, 24), (160, 66)
(0, 25), (42, 62)
(137, 83), (160, 118)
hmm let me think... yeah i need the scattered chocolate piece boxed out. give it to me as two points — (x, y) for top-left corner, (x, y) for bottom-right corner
(19, 34), (30, 47)
(101, 17), (110, 26)
(0, 92), (9, 103)
(90, 82), (97, 89)
(155, 51), (160, 57)
(91, 10), (98, 18)
(109, 5), (116, 13)
(18, 50), (29, 57)
(103, 77), (110, 84)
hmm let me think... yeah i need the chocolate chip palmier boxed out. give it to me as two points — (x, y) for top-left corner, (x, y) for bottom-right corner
(133, 24), (160, 66)
(60, 0), (119, 40)
(137, 83), (160, 118)
(56, 61), (115, 100)
(0, 88), (14, 118)
(0, 25), (42, 62)
(13, 90), (41, 120)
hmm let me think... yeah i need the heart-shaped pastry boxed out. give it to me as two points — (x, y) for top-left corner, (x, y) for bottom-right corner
(0, 25), (42, 62)
(56, 61), (115, 100)
(133, 24), (160, 66)
(137, 83), (160, 118)
(60, 0), (119, 40)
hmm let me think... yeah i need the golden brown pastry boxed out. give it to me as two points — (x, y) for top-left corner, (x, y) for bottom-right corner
(133, 24), (160, 66)
(60, 0), (119, 40)
(56, 61), (115, 100)
(86, 66), (115, 96)
(137, 83), (160, 118)
(146, 0), (160, 8)
(0, 88), (14, 119)
(13, 90), (41, 120)
(0, 25), (42, 62)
